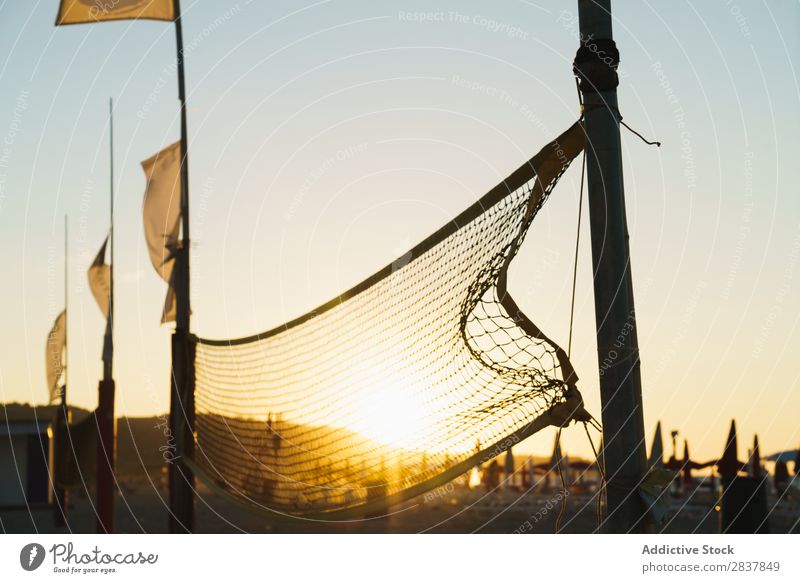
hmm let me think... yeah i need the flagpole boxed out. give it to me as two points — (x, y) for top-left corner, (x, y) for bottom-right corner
(96, 98), (117, 533)
(63, 215), (67, 405)
(169, 0), (196, 534)
(107, 96), (114, 381)
(54, 215), (69, 528)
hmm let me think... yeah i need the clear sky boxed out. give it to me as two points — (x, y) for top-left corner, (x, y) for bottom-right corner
(0, 0), (798, 462)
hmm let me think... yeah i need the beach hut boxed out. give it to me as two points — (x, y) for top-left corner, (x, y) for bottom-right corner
(0, 411), (53, 508)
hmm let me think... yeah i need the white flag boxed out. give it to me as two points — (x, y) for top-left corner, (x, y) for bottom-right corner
(87, 235), (110, 318)
(141, 141), (181, 323)
(46, 310), (67, 403)
(56, 0), (175, 26)
(88, 235), (114, 364)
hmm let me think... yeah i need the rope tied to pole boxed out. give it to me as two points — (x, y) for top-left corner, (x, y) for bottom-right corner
(573, 37), (620, 94)
(582, 421), (606, 532)
(582, 103), (662, 147)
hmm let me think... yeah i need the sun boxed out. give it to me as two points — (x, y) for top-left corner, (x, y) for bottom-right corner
(350, 382), (429, 451)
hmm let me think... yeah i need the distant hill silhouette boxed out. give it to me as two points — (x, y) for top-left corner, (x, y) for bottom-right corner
(4, 403), (585, 486)
(2, 403), (169, 480)
(116, 416), (173, 477)
(1, 402), (90, 423)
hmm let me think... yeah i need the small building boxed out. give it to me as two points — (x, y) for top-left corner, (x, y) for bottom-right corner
(0, 408), (54, 508)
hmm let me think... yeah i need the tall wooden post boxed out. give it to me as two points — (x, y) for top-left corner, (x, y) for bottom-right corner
(168, 0), (195, 533)
(96, 98), (117, 533)
(576, 0), (648, 533)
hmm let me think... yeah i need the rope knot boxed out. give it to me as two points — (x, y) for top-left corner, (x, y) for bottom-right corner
(545, 389), (594, 428)
(574, 37), (620, 94)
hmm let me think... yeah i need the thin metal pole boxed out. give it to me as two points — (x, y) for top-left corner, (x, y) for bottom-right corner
(63, 214), (67, 406)
(107, 96), (114, 380)
(96, 98), (117, 533)
(169, 0), (195, 533)
(576, 0), (648, 533)
(54, 216), (69, 528)
(175, 5), (190, 314)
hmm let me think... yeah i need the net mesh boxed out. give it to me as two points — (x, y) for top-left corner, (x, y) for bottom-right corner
(191, 123), (584, 518)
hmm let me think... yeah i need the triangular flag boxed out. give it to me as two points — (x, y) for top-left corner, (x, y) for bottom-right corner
(56, 0), (174, 26)
(87, 235), (110, 318)
(648, 421), (664, 468)
(102, 314), (114, 364)
(141, 141), (181, 324)
(750, 435), (762, 478)
(718, 419), (741, 479)
(504, 447), (515, 474)
(45, 310), (67, 403)
(682, 439), (692, 483)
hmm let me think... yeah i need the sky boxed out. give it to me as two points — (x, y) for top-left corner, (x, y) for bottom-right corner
(0, 0), (798, 462)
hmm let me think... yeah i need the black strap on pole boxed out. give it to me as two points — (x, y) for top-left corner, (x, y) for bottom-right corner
(573, 37), (620, 94)
(169, 329), (195, 533)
